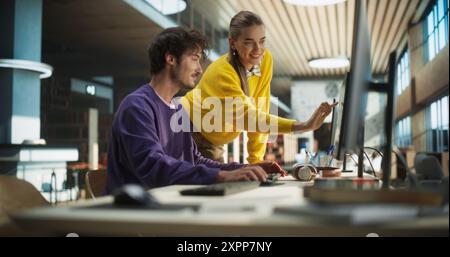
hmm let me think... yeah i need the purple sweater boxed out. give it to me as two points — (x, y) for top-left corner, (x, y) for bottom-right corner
(106, 84), (242, 193)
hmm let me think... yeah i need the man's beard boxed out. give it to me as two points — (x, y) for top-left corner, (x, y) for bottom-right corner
(169, 64), (192, 89)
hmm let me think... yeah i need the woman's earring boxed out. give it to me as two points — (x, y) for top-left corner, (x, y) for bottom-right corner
(233, 50), (236, 56)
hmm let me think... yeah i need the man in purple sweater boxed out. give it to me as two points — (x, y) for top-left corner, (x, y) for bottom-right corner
(106, 28), (276, 193)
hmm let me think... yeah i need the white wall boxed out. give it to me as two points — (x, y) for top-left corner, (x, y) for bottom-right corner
(291, 80), (342, 123)
(291, 79), (342, 152)
(291, 79), (385, 148)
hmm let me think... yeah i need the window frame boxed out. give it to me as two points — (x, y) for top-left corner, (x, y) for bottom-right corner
(425, 94), (449, 152)
(395, 116), (412, 148)
(396, 47), (410, 96)
(423, 0), (449, 63)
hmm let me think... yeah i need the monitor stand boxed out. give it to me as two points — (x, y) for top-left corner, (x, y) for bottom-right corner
(341, 148), (378, 180)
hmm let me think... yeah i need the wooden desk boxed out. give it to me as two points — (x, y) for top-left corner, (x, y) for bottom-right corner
(12, 176), (449, 236)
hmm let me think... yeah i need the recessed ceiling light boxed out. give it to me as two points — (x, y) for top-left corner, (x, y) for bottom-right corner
(283, 0), (347, 6)
(145, 0), (186, 15)
(308, 57), (350, 69)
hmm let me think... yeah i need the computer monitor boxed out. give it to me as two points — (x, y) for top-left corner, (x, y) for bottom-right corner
(330, 0), (398, 185)
(329, 0), (372, 177)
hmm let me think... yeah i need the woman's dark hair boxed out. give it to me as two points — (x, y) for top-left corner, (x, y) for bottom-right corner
(228, 11), (264, 95)
(148, 27), (209, 75)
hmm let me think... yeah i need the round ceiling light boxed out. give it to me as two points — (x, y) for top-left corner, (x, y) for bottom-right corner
(308, 57), (350, 69)
(283, 0), (347, 6)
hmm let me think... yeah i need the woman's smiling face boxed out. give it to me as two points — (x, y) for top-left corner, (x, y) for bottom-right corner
(230, 25), (266, 70)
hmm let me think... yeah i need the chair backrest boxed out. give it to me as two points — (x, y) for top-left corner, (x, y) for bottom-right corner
(85, 169), (107, 198)
(0, 176), (50, 235)
(414, 154), (444, 180)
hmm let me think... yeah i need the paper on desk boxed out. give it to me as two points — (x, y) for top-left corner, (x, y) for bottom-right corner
(150, 185), (305, 216)
(198, 201), (273, 216)
(278, 175), (298, 181)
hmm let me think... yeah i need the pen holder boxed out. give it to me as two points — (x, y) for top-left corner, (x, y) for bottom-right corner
(292, 163), (318, 181)
(319, 155), (335, 167)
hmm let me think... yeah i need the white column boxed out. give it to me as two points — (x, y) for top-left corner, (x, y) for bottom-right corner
(88, 108), (98, 170)
(283, 134), (297, 163)
(223, 143), (228, 163)
(243, 131), (249, 164)
(233, 135), (240, 163)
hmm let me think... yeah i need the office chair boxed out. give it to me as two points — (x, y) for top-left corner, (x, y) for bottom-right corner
(0, 176), (50, 235)
(412, 154), (447, 196)
(414, 154), (444, 180)
(85, 169), (107, 199)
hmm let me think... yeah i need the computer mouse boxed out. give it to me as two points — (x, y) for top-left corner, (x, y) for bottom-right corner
(113, 184), (161, 208)
(260, 173), (281, 186)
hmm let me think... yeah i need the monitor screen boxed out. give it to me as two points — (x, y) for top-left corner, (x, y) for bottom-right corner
(330, 74), (349, 161)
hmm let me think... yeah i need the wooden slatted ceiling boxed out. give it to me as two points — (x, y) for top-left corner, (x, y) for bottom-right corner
(191, 0), (423, 77)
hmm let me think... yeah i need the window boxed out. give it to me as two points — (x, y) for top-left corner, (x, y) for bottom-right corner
(396, 48), (410, 96)
(395, 116), (412, 148)
(424, 0), (449, 63)
(175, 4), (227, 56)
(426, 95), (449, 152)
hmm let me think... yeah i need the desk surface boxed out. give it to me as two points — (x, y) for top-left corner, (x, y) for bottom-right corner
(13, 176), (449, 236)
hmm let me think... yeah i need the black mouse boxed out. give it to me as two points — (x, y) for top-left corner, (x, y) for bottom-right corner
(113, 184), (161, 208)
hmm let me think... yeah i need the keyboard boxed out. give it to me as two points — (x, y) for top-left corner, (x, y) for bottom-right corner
(180, 181), (260, 196)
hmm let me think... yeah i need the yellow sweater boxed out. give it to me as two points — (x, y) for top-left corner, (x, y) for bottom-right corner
(181, 49), (296, 163)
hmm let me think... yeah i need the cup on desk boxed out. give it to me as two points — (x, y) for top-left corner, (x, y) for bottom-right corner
(318, 155), (341, 178)
(318, 167), (342, 178)
(319, 155), (333, 167)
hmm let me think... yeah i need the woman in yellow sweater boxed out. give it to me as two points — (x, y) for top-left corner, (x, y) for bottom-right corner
(181, 11), (335, 164)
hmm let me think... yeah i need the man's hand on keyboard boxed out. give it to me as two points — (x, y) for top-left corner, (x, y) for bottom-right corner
(248, 161), (287, 177)
(216, 166), (267, 182)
